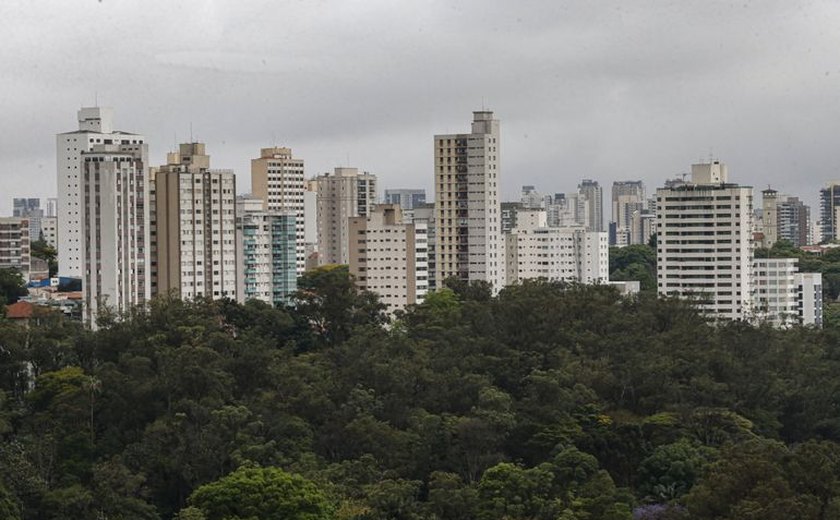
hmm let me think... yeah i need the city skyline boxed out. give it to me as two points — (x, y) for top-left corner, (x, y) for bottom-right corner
(2, 1), (840, 214)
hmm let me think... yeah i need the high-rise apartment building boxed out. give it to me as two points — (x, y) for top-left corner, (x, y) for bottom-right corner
(46, 197), (57, 218)
(0, 217), (31, 276)
(58, 107), (146, 278)
(348, 204), (428, 312)
(819, 182), (840, 243)
(434, 111), (503, 291)
(504, 209), (609, 285)
(80, 142), (150, 322)
(611, 181), (645, 246)
(520, 185), (545, 209)
(235, 207), (298, 307)
(384, 189), (426, 210)
(656, 161), (754, 320)
(754, 258), (822, 327)
(150, 143), (237, 300)
(411, 202), (437, 292)
(313, 167), (377, 265)
(762, 189), (810, 248)
(578, 179), (604, 232)
(250, 147), (306, 274)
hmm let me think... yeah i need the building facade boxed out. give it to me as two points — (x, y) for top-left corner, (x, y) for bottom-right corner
(40, 217), (58, 248)
(611, 181), (645, 246)
(656, 161), (754, 320)
(313, 167), (378, 265)
(12, 198), (44, 241)
(80, 143), (150, 322)
(504, 209), (609, 285)
(348, 204), (428, 312)
(150, 143), (237, 300)
(250, 147), (306, 274)
(578, 179), (604, 232)
(819, 182), (840, 243)
(58, 107), (146, 279)
(0, 217), (31, 276)
(384, 189), (426, 210)
(236, 210), (298, 307)
(434, 111), (503, 291)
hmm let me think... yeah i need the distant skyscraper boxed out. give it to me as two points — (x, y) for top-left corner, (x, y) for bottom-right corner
(520, 185), (544, 209)
(656, 161), (754, 320)
(763, 189), (809, 248)
(384, 189), (426, 210)
(313, 167), (378, 265)
(46, 197), (57, 218)
(12, 198), (44, 241)
(80, 141), (150, 322)
(150, 143), (237, 300)
(434, 111), (503, 291)
(578, 179), (603, 232)
(57, 107), (146, 279)
(251, 147), (306, 274)
(610, 181), (644, 246)
(819, 182), (840, 243)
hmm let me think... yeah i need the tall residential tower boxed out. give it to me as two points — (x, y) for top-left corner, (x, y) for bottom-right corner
(434, 111), (502, 291)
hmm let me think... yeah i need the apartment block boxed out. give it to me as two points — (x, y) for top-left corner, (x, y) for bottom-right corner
(411, 202), (437, 292)
(578, 179), (604, 232)
(58, 107), (146, 278)
(795, 272), (823, 327)
(505, 209), (609, 285)
(434, 111), (503, 291)
(762, 189), (809, 247)
(12, 198), (44, 241)
(150, 143), (237, 300)
(384, 189), (426, 210)
(313, 167), (377, 265)
(236, 209), (297, 307)
(80, 143), (150, 322)
(753, 258), (822, 327)
(348, 204), (428, 312)
(0, 217), (31, 276)
(251, 147), (306, 274)
(656, 161), (754, 320)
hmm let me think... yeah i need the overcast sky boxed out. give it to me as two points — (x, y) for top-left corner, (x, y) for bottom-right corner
(1, 0), (839, 216)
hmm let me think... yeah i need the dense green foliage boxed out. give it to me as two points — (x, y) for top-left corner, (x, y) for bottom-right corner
(2, 265), (840, 518)
(0, 268), (27, 307)
(609, 244), (656, 292)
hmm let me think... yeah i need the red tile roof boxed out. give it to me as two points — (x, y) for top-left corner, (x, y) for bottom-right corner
(5, 301), (34, 319)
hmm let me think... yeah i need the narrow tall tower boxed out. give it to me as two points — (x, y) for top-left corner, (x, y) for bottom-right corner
(434, 111), (502, 291)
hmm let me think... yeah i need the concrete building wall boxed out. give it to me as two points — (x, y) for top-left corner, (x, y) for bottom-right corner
(0, 217), (31, 276)
(314, 167), (377, 265)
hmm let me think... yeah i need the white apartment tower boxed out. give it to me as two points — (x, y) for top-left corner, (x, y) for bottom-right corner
(80, 142), (151, 322)
(656, 161), (754, 320)
(348, 204), (429, 312)
(58, 107), (146, 278)
(251, 147), (306, 274)
(434, 111), (503, 291)
(150, 143), (237, 300)
(313, 167), (378, 265)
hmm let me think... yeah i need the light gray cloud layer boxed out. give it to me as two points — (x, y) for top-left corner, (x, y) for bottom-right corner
(1, 0), (839, 215)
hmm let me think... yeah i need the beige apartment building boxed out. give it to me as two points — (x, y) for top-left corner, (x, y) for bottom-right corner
(313, 167), (377, 265)
(348, 204), (428, 312)
(150, 143), (237, 300)
(250, 147), (306, 274)
(0, 217), (31, 276)
(434, 111), (503, 291)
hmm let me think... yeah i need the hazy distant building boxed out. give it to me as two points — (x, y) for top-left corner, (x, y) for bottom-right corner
(520, 185), (544, 209)
(611, 181), (645, 246)
(501, 202), (523, 234)
(80, 142), (150, 322)
(349, 204), (428, 312)
(46, 197), (57, 218)
(819, 182), (840, 243)
(250, 147), (306, 274)
(384, 189), (426, 210)
(578, 179), (604, 232)
(40, 216), (58, 248)
(57, 107), (146, 279)
(656, 161), (754, 320)
(12, 198), (43, 241)
(434, 111), (503, 291)
(313, 167), (377, 265)
(150, 143), (237, 300)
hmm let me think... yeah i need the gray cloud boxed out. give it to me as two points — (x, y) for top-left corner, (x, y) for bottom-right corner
(1, 0), (839, 215)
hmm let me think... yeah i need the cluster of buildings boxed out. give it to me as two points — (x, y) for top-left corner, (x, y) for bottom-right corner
(0, 107), (835, 327)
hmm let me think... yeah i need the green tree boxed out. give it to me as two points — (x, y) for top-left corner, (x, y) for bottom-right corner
(186, 465), (333, 520)
(30, 239), (58, 277)
(0, 268), (27, 306)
